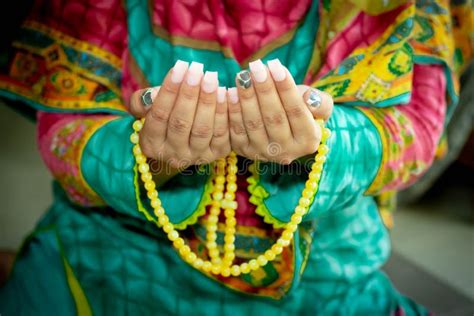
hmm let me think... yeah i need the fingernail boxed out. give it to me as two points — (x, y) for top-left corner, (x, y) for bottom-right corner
(228, 87), (238, 104)
(237, 70), (252, 89)
(186, 61), (204, 86)
(217, 87), (226, 103)
(202, 71), (218, 93)
(249, 59), (267, 83)
(171, 60), (189, 83)
(141, 87), (159, 107)
(267, 59), (286, 81)
(306, 89), (322, 108)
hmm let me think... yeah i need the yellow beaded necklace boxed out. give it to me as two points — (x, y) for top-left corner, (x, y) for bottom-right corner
(130, 118), (331, 277)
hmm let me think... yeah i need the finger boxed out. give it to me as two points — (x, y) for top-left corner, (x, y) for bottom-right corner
(210, 87), (231, 158)
(298, 85), (334, 121)
(227, 87), (249, 153)
(235, 70), (269, 149)
(249, 59), (291, 144)
(267, 59), (315, 141)
(129, 86), (160, 118)
(167, 61), (204, 148)
(190, 71), (218, 151)
(140, 60), (188, 156)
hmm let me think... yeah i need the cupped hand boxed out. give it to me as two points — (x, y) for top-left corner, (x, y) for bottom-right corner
(129, 61), (231, 171)
(228, 59), (333, 164)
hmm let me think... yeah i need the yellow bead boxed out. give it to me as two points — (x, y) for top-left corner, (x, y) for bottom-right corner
(226, 217), (236, 227)
(309, 172), (321, 181)
(162, 223), (173, 233)
(138, 163), (150, 174)
(264, 250), (276, 261)
(282, 230), (293, 240)
(132, 120), (143, 131)
(209, 207), (220, 216)
(249, 259), (259, 271)
(257, 255), (268, 266)
(271, 245), (283, 255)
(207, 232), (217, 241)
(211, 265), (222, 275)
(322, 128), (331, 141)
(224, 192), (235, 200)
(318, 144), (329, 155)
(316, 155), (326, 164)
(295, 206), (306, 216)
(231, 265), (241, 277)
(141, 172), (152, 182)
(211, 257), (222, 265)
(221, 267), (231, 277)
(179, 245), (191, 257)
(158, 216), (169, 226)
(226, 174), (237, 182)
(312, 163), (323, 173)
(147, 190), (158, 200)
(207, 224), (217, 232)
(130, 133), (139, 144)
(168, 230), (179, 241)
(221, 200), (237, 210)
(214, 183), (225, 191)
(315, 119), (324, 126)
(224, 244), (235, 252)
(173, 238), (185, 248)
(206, 241), (217, 250)
(202, 261), (212, 272)
(212, 192), (223, 201)
(224, 235), (235, 244)
(306, 180), (318, 191)
(133, 145), (142, 155)
(227, 165), (238, 174)
(209, 248), (220, 258)
(287, 223), (298, 233)
(291, 214), (303, 224)
(277, 238), (290, 247)
(193, 258), (204, 269)
(135, 154), (146, 165)
(215, 176), (225, 184)
(154, 206), (164, 217)
(151, 198), (161, 208)
(144, 180), (156, 191)
(223, 252), (235, 262)
(208, 215), (218, 224)
(225, 227), (236, 235)
(226, 183), (237, 193)
(302, 189), (313, 199)
(224, 209), (235, 218)
(185, 252), (197, 263)
(240, 263), (251, 274)
(299, 197), (311, 208)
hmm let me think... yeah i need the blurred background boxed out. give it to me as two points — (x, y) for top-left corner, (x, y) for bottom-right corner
(0, 1), (473, 315)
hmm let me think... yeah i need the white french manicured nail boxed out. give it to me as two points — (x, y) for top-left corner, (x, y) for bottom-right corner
(202, 71), (218, 93)
(217, 87), (226, 103)
(186, 61), (204, 86)
(267, 59), (286, 81)
(228, 87), (238, 104)
(249, 59), (267, 83)
(171, 60), (189, 83)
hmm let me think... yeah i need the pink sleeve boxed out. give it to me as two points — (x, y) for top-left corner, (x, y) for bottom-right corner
(361, 64), (447, 194)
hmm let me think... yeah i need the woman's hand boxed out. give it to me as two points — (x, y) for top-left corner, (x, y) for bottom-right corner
(129, 61), (231, 175)
(228, 59), (333, 164)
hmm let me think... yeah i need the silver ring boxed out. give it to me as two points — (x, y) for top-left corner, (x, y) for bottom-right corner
(306, 89), (322, 108)
(141, 88), (154, 107)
